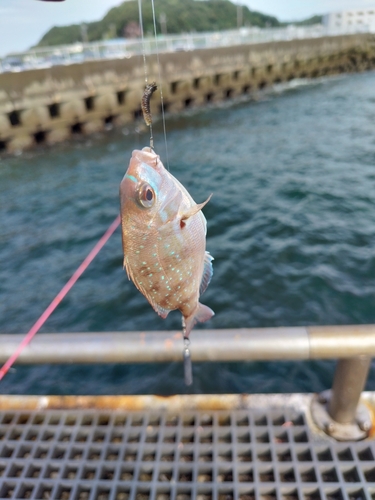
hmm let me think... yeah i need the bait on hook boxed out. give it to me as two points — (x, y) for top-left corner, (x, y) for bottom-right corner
(141, 81), (157, 149)
(141, 81), (157, 126)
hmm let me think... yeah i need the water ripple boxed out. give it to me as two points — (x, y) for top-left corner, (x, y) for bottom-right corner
(1, 72), (375, 393)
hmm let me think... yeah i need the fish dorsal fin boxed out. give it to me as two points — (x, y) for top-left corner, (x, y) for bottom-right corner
(181, 194), (212, 222)
(200, 251), (214, 296)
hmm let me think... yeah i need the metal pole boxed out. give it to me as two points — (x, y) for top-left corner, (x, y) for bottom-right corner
(0, 325), (374, 364)
(328, 356), (371, 424)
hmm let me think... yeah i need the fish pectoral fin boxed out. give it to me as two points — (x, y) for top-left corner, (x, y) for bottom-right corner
(200, 251), (214, 296)
(180, 194), (213, 222)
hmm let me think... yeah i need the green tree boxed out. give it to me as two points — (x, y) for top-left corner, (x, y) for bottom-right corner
(36, 0), (282, 47)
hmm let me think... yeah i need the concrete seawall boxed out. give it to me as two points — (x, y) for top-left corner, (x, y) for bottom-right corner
(0, 34), (374, 154)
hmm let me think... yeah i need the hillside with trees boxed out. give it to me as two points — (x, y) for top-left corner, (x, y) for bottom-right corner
(36, 0), (322, 48)
(36, 0), (282, 47)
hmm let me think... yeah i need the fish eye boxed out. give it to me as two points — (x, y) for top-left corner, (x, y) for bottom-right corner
(137, 183), (155, 208)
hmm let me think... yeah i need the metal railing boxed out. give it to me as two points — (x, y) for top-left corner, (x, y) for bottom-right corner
(0, 23), (371, 74)
(0, 325), (373, 364)
(1, 325), (373, 440)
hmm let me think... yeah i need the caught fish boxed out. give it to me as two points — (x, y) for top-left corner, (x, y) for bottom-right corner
(120, 147), (214, 338)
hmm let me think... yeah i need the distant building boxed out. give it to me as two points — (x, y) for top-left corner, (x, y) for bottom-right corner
(323, 8), (375, 33)
(123, 21), (141, 39)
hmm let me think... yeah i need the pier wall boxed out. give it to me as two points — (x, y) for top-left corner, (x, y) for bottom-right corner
(0, 34), (374, 153)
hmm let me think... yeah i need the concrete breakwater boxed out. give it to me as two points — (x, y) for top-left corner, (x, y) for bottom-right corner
(0, 33), (374, 154)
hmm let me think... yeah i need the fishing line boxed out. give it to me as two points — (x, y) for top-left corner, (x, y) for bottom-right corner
(149, 0), (190, 384)
(137, 0), (148, 85)
(0, 215), (121, 382)
(138, 0), (191, 385)
(138, 0), (156, 150)
(150, 0), (170, 170)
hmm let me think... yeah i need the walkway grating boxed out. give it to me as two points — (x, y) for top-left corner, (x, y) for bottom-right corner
(0, 405), (374, 500)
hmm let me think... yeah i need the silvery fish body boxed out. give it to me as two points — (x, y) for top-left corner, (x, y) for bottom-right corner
(120, 147), (214, 337)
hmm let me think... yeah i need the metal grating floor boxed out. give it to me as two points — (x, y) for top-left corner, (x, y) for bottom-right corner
(0, 407), (374, 500)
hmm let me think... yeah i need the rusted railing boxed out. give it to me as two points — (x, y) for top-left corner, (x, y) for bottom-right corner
(0, 325), (374, 364)
(0, 325), (373, 440)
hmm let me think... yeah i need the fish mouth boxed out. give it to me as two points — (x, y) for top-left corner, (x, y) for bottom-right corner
(132, 147), (159, 168)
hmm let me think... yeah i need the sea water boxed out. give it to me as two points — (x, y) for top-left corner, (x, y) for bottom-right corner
(1, 71), (375, 395)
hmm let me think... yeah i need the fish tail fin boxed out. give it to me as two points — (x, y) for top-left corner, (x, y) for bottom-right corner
(183, 303), (214, 338)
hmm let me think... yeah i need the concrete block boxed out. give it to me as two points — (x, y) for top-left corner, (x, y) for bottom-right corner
(121, 88), (143, 114)
(47, 126), (71, 144)
(116, 111), (133, 125)
(0, 114), (10, 136)
(95, 93), (118, 117)
(8, 134), (33, 153)
(167, 80), (192, 99)
(21, 106), (50, 131)
(60, 99), (86, 123)
(83, 119), (104, 134)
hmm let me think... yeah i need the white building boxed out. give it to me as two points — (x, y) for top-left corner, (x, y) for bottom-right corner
(323, 8), (375, 34)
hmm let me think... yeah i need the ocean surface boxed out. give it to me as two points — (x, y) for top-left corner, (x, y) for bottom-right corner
(1, 71), (375, 396)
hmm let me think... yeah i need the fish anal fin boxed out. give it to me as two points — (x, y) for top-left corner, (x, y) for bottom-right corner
(183, 302), (214, 338)
(181, 194), (212, 222)
(152, 303), (171, 319)
(123, 257), (131, 280)
(200, 251), (214, 296)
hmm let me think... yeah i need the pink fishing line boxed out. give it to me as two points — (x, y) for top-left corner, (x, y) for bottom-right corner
(0, 215), (121, 381)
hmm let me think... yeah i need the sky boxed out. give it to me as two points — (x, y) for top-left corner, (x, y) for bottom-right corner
(1, 0), (375, 57)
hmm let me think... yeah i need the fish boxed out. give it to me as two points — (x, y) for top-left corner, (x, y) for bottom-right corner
(120, 146), (214, 338)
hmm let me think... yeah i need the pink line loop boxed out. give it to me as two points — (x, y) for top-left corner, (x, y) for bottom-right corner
(0, 215), (121, 381)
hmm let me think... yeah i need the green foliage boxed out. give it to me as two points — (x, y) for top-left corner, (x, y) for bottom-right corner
(36, 0), (281, 47)
(38, 25), (82, 47)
